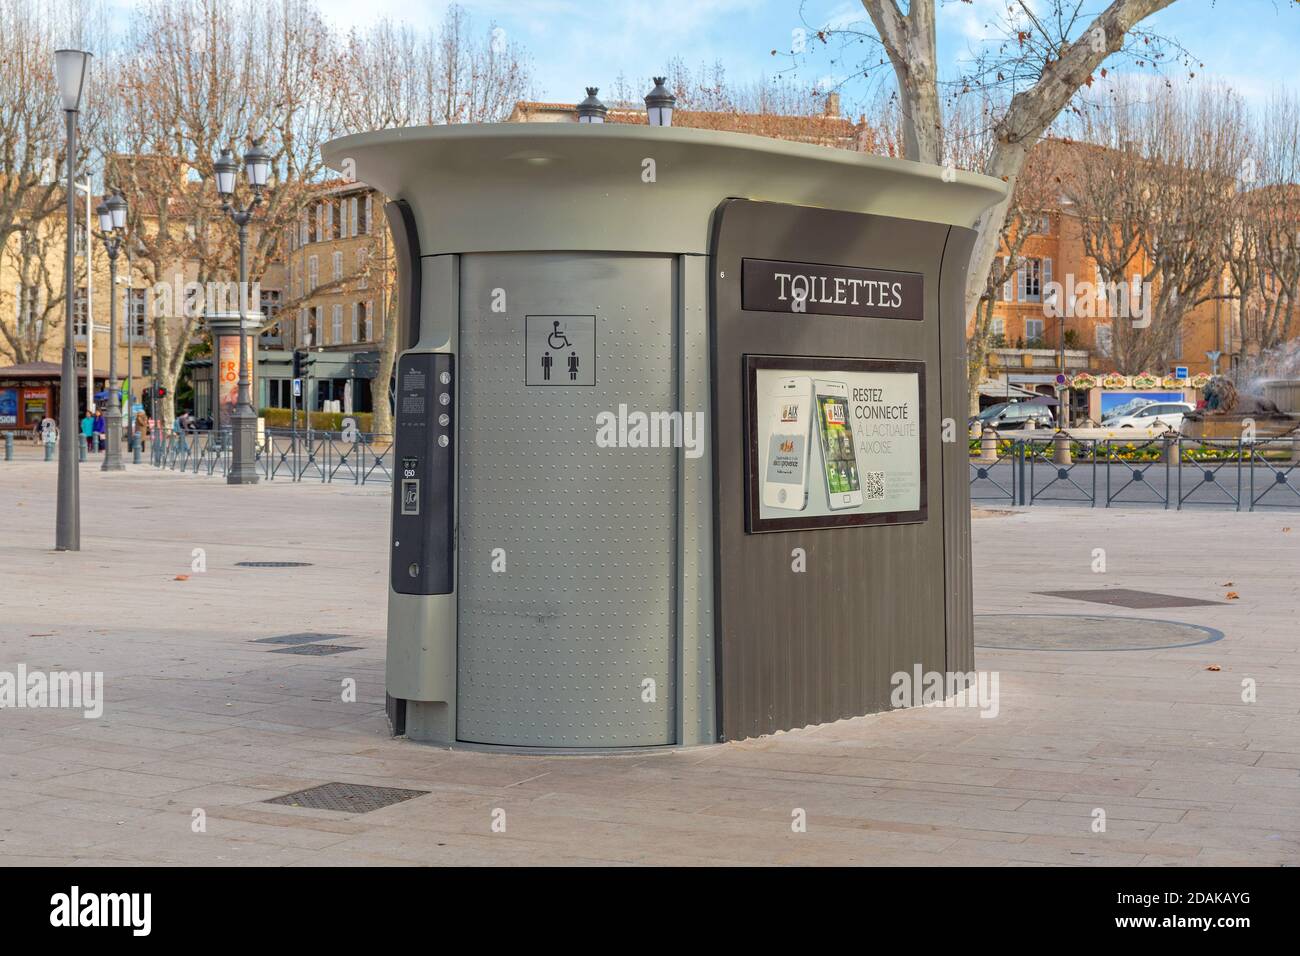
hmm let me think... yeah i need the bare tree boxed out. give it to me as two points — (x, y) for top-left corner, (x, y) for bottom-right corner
(99, 0), (347, 426)
(810, 0), (1202, 330)
(1065, 81), (1243, 373)
(1237, 92), (1300, 359)
(0, 220), (69, 363)
(954, 108), (1063, 410)
(336, 6), (531, 434)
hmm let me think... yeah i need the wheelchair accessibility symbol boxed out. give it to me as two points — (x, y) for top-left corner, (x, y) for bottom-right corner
(526, 315), (595, 387)
(547, 321), (571, 350)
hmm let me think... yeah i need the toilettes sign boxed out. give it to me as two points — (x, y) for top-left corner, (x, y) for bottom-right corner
(741, 258), (923, 320)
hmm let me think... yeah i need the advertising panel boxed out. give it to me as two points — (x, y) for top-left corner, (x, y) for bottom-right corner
(21, 387), (48, 426)
(1100, 391), (1185, 419)
(747, 355), (926, 532)
(216, 335), (254, 424)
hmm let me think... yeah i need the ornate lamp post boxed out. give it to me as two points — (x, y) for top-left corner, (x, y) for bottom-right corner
(95, 192), (128, 470)
(54, 48), (92, 551)
(576, 87), (607, 124)
(214, 138), (271, 485)
(644, 77), (675, 127)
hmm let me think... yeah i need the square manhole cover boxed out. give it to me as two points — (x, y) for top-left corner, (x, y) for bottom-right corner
(265, 782), (429, 813)
(268, 644), (361, 656)
(253, 632), (349, 645)
(1035, 588), (1224, 609)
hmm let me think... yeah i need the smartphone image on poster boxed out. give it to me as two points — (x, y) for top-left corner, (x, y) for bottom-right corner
(814, 380), (864, 510)
(762, 376), (811, 511)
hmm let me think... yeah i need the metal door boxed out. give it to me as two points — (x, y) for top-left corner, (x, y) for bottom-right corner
(456, 252), (677, 747)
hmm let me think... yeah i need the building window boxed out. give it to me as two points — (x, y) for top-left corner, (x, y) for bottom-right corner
(350, 302), (359, 343)
(356, 248), (368, 290)
(1018, 258), (1043, 303)
(307, 255), (318, 292)
(361, 195), (371, 235)
(339, 198), (349, 238)
(74, 350), (88, 368)
(314, 203), (323, 243)
(364, 300), (374, 341)
(141, 355), (152, 376)
(332, 250), (343, 282)
(300, 212), (309, 246)
(73, 287), (89, 336)
(260, 288), (281, 322)
(991, 316), (1004, 338)
(1032, 214), (1051, 235)
(1024, 318), (1045, 344)
(331, 304), (343, 344)
(128, 288), (148, 338)
(302, 306), (318, 348)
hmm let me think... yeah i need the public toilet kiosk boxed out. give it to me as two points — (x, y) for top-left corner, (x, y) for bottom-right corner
(322, 124), (1006, 749)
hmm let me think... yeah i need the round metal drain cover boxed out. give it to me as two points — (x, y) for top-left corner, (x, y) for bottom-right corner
(975, 613), (1223, 652)
(235, 561), (314, 568)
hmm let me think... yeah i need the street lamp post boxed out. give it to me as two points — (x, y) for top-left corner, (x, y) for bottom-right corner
(214, 138), (271, 485)
(644, 77), (675, 127)
(126, 249), (139, 462)
(54, 48), (92, 552)
(95, 193), (128, 471)
(576, 87), (607, 124)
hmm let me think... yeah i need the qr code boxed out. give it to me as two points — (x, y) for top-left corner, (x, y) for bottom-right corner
(863, 470), (886, 501)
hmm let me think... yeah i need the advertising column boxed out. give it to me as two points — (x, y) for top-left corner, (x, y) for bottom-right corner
(206, 312), (262, 431)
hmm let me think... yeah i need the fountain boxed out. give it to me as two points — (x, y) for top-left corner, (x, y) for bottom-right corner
(1181, 375), (1300, 439)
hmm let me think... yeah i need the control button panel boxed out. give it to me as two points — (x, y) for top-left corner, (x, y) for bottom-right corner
(391, 353), (454, 595)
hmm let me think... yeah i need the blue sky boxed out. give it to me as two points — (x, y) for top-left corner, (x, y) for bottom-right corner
(305, 0), (1300, 109)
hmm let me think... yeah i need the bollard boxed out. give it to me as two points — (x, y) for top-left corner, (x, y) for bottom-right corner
(1053, 430), (1071, 465)
(78, 441), (86, 462)
(1163, 429), (1180, 466)
(132, 434), (142, 465)
(44, 440), (55, 461)
(3, 432), (12, 461)
(980, 425), (999, 462)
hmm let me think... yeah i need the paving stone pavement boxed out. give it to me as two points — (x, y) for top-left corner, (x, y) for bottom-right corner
(1, 460), (1298, 866)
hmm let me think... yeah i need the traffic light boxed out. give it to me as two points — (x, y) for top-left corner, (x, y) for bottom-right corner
(292, 350), (305, 378)
(155, 386), (166, 398)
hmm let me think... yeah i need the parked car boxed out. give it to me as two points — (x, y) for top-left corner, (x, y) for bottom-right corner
(969, 401), (1056, 431)
(1103, 401), (1194, 430)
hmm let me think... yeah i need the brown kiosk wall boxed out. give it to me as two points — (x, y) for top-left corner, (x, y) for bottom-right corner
(710, 199), (976, 740)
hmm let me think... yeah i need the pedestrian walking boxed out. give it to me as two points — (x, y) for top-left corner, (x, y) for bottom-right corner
(93, 409), (107, 451)
(80, 411), (94, 452)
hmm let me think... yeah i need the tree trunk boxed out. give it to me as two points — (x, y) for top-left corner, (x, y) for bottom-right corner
(369, 301), (398, 436)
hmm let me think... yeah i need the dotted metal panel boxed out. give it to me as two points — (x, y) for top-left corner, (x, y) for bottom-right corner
(677, 254), (716, 744)
(457, 253), (677, 747)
